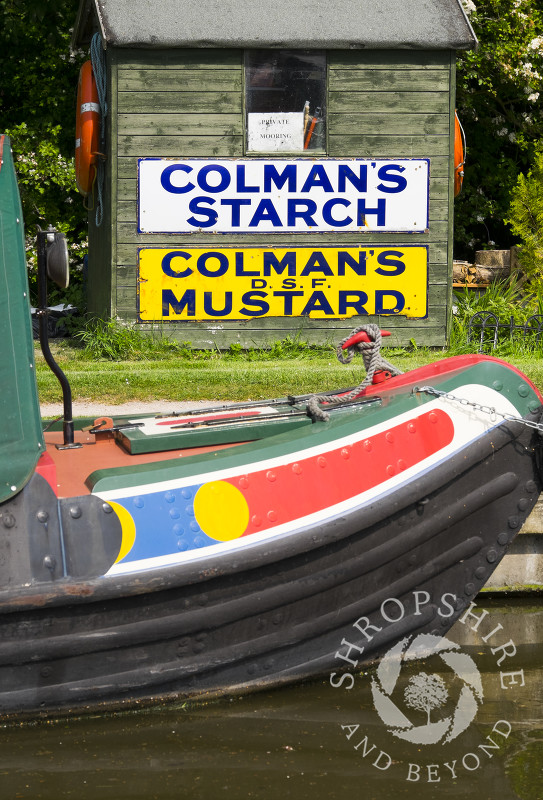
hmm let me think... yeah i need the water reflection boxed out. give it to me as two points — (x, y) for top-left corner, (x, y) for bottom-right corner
(1, 600), (541, 800)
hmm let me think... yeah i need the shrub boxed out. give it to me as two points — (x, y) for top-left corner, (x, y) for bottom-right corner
(455, 0), (543, 258)
(76, 319), (182, 361)
(506, 143), (543, 283)
(451, 279), (543, 354)
(7, 123), (88, 309)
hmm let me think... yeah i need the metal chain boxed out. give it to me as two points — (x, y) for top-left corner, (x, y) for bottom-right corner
(413, 385), (543, 434)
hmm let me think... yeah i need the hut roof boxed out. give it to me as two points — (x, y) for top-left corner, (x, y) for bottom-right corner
(73, 0), (477, 50)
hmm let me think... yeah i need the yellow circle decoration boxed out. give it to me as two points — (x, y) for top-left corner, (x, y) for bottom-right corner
(194, 481), (250, 541)
(107, 500), (137, 563)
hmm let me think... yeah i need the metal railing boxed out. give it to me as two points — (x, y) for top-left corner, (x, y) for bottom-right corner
(467, 312), (543, 352)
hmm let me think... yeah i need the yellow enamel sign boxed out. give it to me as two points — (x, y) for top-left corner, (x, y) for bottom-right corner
(138, 246), (428, 321)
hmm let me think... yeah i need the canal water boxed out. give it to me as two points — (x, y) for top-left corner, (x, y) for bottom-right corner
(1, 598), (541, 800)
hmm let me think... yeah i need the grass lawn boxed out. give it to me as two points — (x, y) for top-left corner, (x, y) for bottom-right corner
(35, 340), (543, 405)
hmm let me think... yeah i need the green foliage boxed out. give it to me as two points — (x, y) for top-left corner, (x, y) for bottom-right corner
(220, 336), (335, 362)
(456, 0), (543, 257)
(454, 280), (527, 324)
(73, 317), (340, 363)
(6, 122), (87, 303)
(450, 280), (543, 354)
(506, 143), (543, 281)
(0, 0), (82, 145)
(227, 342), (244, 357)
(266, 335), (332, 360)
(76, 319), (184, 361)
(0, 0), (86, 305)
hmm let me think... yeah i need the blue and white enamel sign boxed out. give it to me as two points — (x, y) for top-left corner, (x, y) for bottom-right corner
(138, 158), (430, 234)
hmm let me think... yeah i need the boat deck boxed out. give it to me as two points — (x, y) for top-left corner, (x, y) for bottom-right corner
(41, 422), (241, 498)
(39, 402), (313, 497)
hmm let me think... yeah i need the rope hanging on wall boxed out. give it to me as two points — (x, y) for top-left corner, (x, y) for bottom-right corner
(90, 33), (108, 227)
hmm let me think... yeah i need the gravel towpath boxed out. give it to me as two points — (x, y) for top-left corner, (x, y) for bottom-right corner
(40, 400), (217, 418)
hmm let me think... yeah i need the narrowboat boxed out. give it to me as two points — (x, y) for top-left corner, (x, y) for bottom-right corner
(0, 134), (541, 718)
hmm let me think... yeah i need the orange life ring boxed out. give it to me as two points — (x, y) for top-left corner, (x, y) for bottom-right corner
(75, 60), (100, 197)
(454, 110), (465, 197)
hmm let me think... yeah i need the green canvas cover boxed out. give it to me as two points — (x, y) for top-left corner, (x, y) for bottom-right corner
(0, 135), (45, 503)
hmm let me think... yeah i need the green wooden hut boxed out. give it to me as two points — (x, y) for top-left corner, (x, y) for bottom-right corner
(72, 0), (476, 348)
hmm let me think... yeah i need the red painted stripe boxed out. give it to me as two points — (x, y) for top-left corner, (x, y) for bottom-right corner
(35, 451), (58, 495)
(156, 410), (265, 427)
(360, 354), (543, 404)
(226, 408), (454, 537)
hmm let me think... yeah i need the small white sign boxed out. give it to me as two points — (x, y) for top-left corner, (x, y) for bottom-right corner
(247, 113), (304, 152)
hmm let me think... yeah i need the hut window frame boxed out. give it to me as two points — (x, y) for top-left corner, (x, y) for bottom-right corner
(245, 50), (326, 154)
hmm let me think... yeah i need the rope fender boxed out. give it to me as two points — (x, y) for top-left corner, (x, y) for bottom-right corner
(306, 324), (403, 421)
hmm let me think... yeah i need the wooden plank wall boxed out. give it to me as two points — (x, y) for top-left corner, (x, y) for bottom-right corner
(101, 48), (455, 348)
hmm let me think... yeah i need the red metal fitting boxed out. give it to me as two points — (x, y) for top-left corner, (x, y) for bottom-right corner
(372, 370), (392, 384)
(342, 329), (391, 350)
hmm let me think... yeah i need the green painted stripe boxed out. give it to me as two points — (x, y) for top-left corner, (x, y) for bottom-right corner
(87, 360), (541, 494)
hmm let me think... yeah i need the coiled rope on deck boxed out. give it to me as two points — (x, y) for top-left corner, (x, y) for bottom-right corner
(306, 324), (403, 421)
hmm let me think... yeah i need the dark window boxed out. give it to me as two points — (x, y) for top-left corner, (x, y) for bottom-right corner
(246, 50), (326, 153)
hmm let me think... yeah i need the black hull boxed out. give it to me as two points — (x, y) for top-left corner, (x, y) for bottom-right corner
(0, 418), (540, 719)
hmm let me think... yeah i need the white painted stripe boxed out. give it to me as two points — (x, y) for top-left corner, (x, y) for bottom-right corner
(103, 385), (521, 576)
(81, 102), (100, 114)
(132, 405), (278, 436)
(98, 385), (517, 503)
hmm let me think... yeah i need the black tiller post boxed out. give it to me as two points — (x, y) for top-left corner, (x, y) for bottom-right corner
(36, 229), (80, 449)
